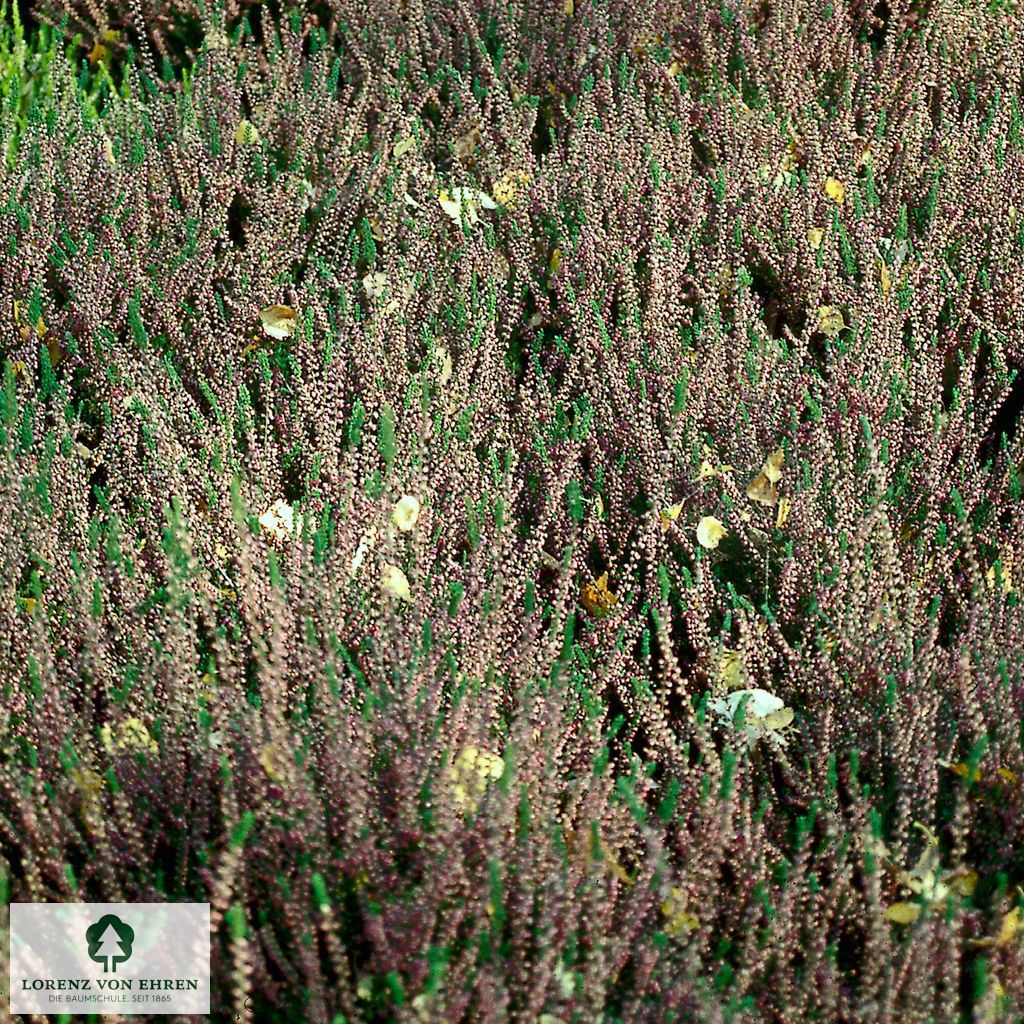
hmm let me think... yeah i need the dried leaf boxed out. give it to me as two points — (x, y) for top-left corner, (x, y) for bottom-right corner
(580, 572), (617, 617)
(885, 901), (921, 924)
(391, 494), (421, 532)
(234, 119), (260, 145)
(493, 170), (530, 208)
(101, 716), (158, 754)
(816, 305), (846, 338)
(44, 334), (65, 368)
(19, 315), (47, 342)
(985, 548), (1014, 594)
(87, 29), (120, 67)
(660, 887), (699, 935)
(438, 188), (497, 225)
(362, 272), (388, 300)
(747, 448), (785, 507)
(973, 902), (1024, 948)
(720, 648), (744, 689)
(775, 498), (792, 529)
(940, 759), (975, 782)
(258, 500), (295, 541)
(431, 343), (453, 386)
(351, 530), (376, 575)
(382, 564), (412, 601)
(696, 460), (734, 481)
(710, 688), (793, 747)
(762, 707), (795, 731)
(260, 744), (284, 782)
(259, 304), (297, 340)
(454, 124), (483, 165)
(450, 746), (503, 811)
(877, 256), (892, 297)
(824, 176), (846, 204)
(539, 550), (563, 572)
(660, 501), (684, 532)
(696, 516), (727, 549)
(807, 226), (825, 251)
(949, 869), (978, 898)
(994, 905), (1023, 947)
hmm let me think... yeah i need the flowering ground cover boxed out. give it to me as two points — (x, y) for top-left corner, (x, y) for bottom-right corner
(2, 0), (1024, 1020)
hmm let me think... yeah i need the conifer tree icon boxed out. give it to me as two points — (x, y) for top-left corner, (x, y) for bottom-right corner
(86, 914), (135, 973)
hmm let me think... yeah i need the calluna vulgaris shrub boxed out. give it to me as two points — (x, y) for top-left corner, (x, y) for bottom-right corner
(2, 0), (1024, 1020)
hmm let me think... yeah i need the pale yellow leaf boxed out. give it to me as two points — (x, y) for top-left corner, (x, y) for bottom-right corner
(660, 501), (684, 533)
(259, 304), (297, 340)
(382, 564), (411, 601)
(234, 119), (260, 145)
(816, 305), (846, 338)
(775, 497), (792, 529)
(886, 901), (921, 924)
(391, 494), (421, 532)
(696, 516), (727, 549)
(824, 176), (846, 204)
(258, 500), (295, 541)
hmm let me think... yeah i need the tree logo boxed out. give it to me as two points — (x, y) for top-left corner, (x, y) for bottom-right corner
(85, 915), (135, 973)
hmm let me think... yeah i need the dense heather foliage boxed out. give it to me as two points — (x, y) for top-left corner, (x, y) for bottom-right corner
(2, 0), (1024, 1020)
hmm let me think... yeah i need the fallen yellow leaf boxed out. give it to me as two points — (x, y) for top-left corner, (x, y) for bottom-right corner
(391, 495), (421, 532)
(950, 870), (978, 898)
(260, 744), (284, 782)
(493, 170), (530, 208)
(886, 901), (921, 924)
(877, 256), (892, 297)
(994, 905), (1023, 947)
(720, 648), (744, 689)
(659, 501), (684, 533)
(660, 887), (699, 935)
(450, 746), (503, 812)
(259, 304), (297, 340)
(696, 516), (727, 549)
(382, 564), (412, 601)
(824, 176), (846, 204)
(747, 447), (785, 508)
(816, 305), (846, 338)
(234, 120), (260, 145)
(581, 572), (617, 617)
(775, 497), (792, 529)
(972, 903), (1024, 948)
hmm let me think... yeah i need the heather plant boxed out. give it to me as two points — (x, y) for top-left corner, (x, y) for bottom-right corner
(2, 0), (1024, 1021)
